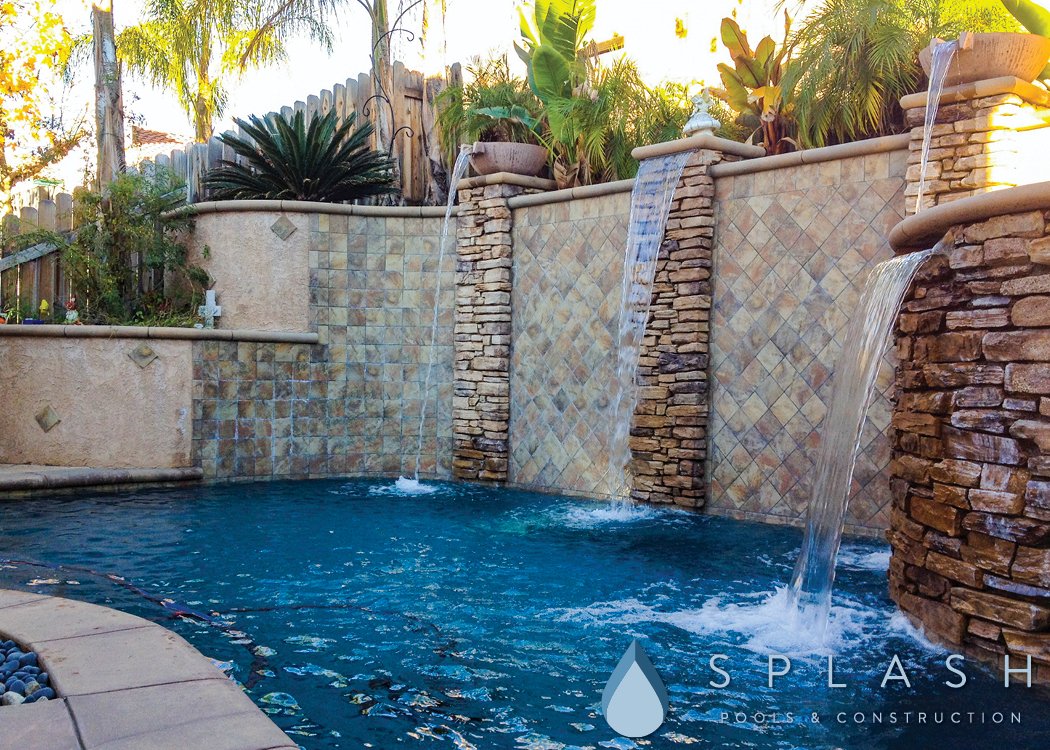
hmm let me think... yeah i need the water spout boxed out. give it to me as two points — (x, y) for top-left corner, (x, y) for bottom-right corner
(915, 39), (958, 213)
(787, 248), (935, 637)
(607, 152), (692, 501)
(400, 145), (473, 491)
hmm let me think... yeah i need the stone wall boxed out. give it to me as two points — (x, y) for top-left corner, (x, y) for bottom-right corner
(193, 211), (454, 480)
(889, 209), (1050, 673)
(709, 148), (908, 531)
(509, 190), (629, 496)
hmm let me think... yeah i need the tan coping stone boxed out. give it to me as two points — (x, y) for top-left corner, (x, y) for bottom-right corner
(165, 199), (454, 220)
(889, 179), (1050, 252)
(900, 75), (1050, 111)
(67, 680), (296, 750)
(0, 325), (318, 344)
(455, 172), (558, 191)
(506, 178), (635, 209)
(0, 697), (81, 750)
(0, 589), (48, 610)
(34, 626), (227, 696)
(0, 466), (204, 493)
(0, 597), (153, 646)
(631, 133), (765, 160)
(709, 133), (910, 178)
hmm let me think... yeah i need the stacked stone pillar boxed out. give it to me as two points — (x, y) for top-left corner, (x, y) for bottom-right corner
(451, 177), (550, 482)
(629, 149), (727, 507)
(890, 77), (1050, 677)
(903, 78), (1050, 215)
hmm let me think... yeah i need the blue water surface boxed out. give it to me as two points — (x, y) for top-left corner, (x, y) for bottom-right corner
(1, 478), (1047, 749)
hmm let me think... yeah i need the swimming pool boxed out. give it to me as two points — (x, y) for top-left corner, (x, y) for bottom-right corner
(1, 479), (1047, 749)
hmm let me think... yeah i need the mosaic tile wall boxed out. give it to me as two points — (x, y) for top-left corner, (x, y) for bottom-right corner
(192, 213), (455, 480)
(509, 192), (630, 496)
(710, 150), (908, 532)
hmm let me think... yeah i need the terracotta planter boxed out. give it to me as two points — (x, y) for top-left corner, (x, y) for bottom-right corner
(920, 32), (1050, 87)
(469, 141), (548, 177)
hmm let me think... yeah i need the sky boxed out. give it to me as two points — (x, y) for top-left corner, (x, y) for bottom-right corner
(47, 0), (787, 186)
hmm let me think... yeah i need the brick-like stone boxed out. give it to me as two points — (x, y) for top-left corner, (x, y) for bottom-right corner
(951, 587), (1050, 630)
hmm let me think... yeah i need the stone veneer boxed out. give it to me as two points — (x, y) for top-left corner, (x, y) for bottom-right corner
(710, 148), (907, 531)
(193, 212), (454, 480)
(889, 209), (1050, 674)
(509, 190), (629, 496)
(902, 80), (1050, 215)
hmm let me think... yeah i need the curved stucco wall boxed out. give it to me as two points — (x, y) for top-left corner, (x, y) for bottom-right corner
(188, 211), (311, 332)
(0, 337), (193, 468)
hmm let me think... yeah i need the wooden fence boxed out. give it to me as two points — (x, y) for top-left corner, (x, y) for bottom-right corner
(0, 188), (73, 320)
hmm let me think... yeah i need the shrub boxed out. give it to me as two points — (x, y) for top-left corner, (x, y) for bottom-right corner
(205, 110), (398, 202)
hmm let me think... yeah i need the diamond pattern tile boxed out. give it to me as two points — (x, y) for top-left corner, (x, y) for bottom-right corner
(509, 192), (630, 497)
(711, 153), (907, 531)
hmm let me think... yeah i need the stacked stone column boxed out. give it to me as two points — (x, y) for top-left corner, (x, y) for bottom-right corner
(451, 179), (546, 482)
(903, 79), (1050, 215)
(629, 149), (726, 507)
(891, 78), (1050, 677)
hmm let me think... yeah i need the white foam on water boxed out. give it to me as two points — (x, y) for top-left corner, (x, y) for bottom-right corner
(552, 588), (891, 658)
(367, 477), (439, 496)
(836, 545), (891, 572)
(559, 503), (662, 527)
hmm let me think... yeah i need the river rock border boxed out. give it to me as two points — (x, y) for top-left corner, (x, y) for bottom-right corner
(0, 589), (295, 750)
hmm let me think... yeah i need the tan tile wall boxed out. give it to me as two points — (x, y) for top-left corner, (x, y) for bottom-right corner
(509, 192), (630, 496)
(193, 212), (454, 480)
(709, 150), (908, 531)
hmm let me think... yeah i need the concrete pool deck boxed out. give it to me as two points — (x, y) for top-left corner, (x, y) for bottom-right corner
(0, 589), (295, 750)
(0, 465), (203, 494)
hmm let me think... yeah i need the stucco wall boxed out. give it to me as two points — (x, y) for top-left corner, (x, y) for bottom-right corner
(188, 210), (311, 331)
(0, 337), (193, 468)
(192, 212), (454, 480)
(709, 148), (908, 531)
(509, 191), (629, 496)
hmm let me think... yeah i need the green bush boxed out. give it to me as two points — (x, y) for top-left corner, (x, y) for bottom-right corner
(205, 110), (398, 202)
(60, 170), (209, 325)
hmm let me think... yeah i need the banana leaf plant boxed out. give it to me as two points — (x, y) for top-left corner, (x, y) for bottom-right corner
(712, 13), (796, 155)
(1001, 0), (1050, 76)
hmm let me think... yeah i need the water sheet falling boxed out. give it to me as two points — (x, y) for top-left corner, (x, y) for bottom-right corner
(607, 151), (692, 500)
(915, 40), (958, 213)
(787, 247), (935, 637)
(398, 146), (473, 495)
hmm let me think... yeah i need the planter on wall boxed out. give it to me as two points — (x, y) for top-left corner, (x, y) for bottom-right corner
(469, 141), (548, 177)
(920, 32), (1050, 87)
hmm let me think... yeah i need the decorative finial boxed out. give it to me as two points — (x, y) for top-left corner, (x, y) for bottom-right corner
(683, 90), (721, 138)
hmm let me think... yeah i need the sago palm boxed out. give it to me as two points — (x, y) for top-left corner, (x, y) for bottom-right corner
(117, 0), (307, 142)
(204, 109), (398, 202)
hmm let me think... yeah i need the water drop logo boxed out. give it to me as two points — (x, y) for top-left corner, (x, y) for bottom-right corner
(601, 639), (670, 737)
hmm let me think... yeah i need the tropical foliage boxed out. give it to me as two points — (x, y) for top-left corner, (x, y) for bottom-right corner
(204, 110), (398, 202)
(58, 170), (209, 325)
(785, 0), (1018, 148)
(712, 15), (795, 154)
(116, 0), (306, 142)
(435, 56), (543, 165)
(0, 1), (84, 210)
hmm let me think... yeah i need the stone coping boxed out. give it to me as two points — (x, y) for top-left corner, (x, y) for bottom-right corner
(455, 172), (558, 192)
(708, 133), (910, 178)
(167, 199), (454, 219)
(506, 178), (635, 208)
(0, 589), (296, 749)
(889, 180), (1050, 251)
(0, 325), (318, 344)
(899, 75), (1050, 111)
(0, 465), (203, 493)
(631, 133), (766, 161)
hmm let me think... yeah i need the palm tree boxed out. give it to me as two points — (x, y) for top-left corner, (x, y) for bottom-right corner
(117, 0), (301, 141)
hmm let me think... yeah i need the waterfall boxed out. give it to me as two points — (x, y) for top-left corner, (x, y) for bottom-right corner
(915, 40), (958, 213)
(607, 152), (692, 501)
(397, 146), (472, 494)
(787, 248), (934, 636)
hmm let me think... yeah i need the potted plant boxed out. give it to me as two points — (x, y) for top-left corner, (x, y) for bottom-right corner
(436, 56), (548, 178)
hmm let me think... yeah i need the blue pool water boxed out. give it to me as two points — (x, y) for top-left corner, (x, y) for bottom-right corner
(1, 479), (1048, 749)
